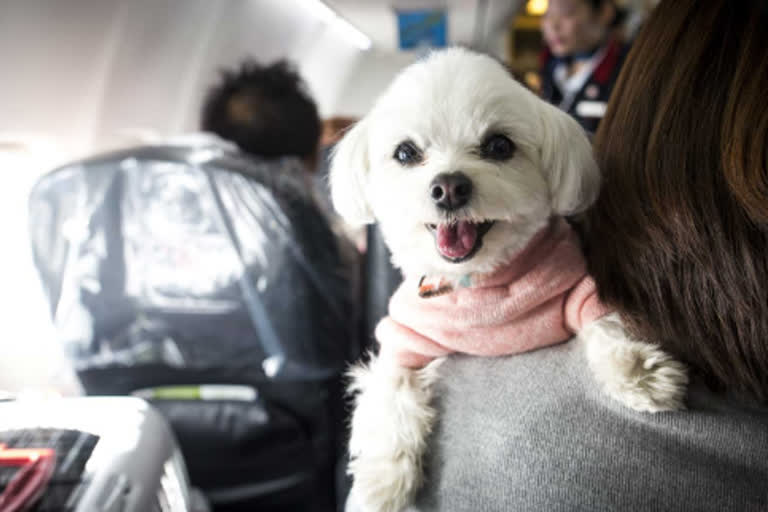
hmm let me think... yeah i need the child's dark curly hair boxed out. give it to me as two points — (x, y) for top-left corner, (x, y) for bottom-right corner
(202, 60), (320, 159)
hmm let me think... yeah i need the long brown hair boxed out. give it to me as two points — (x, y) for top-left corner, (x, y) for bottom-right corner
(586, 0), (768, 401)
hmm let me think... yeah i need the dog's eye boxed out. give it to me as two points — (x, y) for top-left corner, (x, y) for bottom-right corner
(481, 134), (516, 161)
(393, 141), (422, 165)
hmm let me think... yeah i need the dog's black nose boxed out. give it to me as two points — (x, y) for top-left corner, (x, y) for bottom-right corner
(430, 172), (473, 211)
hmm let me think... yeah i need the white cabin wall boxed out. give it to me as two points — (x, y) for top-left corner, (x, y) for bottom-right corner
(0, 0), (365, 159)
(331, 49), (420, 117)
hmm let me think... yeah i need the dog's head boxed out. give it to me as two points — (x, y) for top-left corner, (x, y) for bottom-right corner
(331, 48), (599, 278)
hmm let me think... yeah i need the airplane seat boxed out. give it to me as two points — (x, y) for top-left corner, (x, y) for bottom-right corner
(362, 224), (403, 348)
(28, 141), (362, 512)
(313, 142), (401, 352)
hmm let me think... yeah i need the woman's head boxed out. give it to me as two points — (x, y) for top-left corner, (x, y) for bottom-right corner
(541, 0), (618, 57)
(587, 0), (768, 401)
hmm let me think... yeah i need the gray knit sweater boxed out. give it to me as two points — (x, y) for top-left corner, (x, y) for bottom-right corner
(411, 337), (768, 511)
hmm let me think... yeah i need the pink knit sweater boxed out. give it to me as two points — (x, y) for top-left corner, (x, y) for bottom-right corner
(376, 218), (610, 368)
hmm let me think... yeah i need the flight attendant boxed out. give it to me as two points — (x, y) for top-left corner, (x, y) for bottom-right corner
(539, 0), (629, 133)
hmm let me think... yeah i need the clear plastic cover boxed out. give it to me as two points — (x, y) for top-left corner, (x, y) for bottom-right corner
(29, 140), (359, 383)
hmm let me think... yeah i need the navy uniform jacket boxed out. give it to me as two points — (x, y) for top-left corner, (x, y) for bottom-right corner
(540, 38), (630, 134)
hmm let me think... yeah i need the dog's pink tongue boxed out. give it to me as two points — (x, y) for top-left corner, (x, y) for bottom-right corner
(436, 221), (477, 260)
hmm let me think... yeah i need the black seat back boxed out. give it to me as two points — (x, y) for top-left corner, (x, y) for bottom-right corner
(29, 142), (360, 511)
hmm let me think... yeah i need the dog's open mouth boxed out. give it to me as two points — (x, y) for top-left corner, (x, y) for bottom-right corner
(426, 220), (495, 262)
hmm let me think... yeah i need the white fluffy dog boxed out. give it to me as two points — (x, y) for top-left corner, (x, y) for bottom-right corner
(331, 48), (688, 512)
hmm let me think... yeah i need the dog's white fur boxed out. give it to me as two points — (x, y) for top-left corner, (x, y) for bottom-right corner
(331, 48), (688, 512)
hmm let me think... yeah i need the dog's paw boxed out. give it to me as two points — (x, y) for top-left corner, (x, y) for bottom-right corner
(346, 452), (419, 512)
(346, 354), (443, 512)
(600, 341), (689, 412)
(582, 314), (688, 413)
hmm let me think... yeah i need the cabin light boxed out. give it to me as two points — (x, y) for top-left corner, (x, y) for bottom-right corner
(304, 0), (373, 50)
(526, 0), (548, 16)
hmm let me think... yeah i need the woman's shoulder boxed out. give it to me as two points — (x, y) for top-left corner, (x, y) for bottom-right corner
(415, 339), (768, 511)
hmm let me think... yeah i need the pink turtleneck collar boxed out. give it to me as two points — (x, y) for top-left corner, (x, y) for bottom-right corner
(376, 218), (610, 368)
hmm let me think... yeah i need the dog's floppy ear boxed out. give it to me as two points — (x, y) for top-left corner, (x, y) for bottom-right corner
(330, 118), (375, 225)
(538, 102), (601, 215)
